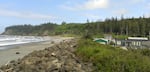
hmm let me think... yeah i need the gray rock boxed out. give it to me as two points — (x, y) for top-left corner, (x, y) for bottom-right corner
(0, 39), (94, 72)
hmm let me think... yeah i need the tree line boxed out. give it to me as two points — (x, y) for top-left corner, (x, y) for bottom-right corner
(2, 17), (150, 37)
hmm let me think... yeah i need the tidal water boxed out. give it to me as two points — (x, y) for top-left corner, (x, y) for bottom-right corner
(0, 35), (50, 50)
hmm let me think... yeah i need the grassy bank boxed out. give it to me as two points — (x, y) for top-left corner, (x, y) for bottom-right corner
(76, 39), (150, 72)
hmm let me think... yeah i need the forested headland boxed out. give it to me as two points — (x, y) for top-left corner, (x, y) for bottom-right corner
(2, 17), (150, 37)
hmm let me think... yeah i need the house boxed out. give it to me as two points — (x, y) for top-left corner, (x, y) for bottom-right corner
(116, 37), (150, 48)
(115, 39), (124, 46)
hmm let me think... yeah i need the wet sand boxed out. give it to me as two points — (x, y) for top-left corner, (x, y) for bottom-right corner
(0, 37), (73, 66)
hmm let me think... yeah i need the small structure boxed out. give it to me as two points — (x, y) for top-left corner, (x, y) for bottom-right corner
(115, 39), (123, 46)
(93, 38), (109, 44)
(116, 37), (150, 48)
(127, 37), (148, 48)
(104, 34), (112, 41)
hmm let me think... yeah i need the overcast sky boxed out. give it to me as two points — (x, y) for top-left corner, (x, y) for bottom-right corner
(0, 0), (150, 33)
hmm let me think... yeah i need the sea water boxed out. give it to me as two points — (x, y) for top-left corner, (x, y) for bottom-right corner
(0, 35), (50, 50)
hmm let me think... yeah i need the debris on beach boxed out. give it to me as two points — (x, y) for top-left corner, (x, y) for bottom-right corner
(0, 39), (94, 72)
(15, 52), (20, 54)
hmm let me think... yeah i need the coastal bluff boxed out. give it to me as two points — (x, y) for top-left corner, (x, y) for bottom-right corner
(0, 38), (94, 72)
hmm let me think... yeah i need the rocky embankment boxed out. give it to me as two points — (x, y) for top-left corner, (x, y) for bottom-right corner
(0, 39), (94, 72)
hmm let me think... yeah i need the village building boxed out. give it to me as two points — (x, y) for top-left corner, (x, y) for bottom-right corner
(115, 37), (150, 48)
(94, 34), (150, 49)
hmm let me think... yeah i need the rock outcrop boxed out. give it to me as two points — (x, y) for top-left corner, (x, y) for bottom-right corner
(0, 39), (94, 72)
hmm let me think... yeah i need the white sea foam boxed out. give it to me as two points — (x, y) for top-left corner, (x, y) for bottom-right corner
(0, 35), (50, 48)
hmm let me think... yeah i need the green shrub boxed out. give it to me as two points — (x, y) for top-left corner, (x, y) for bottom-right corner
(76, 39), (150, 72)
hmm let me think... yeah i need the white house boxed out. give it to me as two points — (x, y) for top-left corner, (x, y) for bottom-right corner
(116, 37), (149, 48)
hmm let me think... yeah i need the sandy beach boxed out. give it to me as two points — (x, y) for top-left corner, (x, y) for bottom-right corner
(0, 36), (73, 66)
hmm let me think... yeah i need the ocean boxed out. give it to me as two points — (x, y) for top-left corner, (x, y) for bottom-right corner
(0, 35), (50, 50)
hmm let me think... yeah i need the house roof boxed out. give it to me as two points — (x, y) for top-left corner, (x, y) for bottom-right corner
(128, 37), (148, 41)
(93, 38), (109, 43)
(94, 39), (107, 43)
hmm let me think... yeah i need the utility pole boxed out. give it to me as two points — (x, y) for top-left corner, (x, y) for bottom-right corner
(126, 24), (128, 36)
(149, 31), (150, 40)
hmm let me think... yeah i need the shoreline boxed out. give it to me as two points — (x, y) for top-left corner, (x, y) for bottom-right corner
(0, 37), (73, 66)
(0, 35), (53, 47)
(0, 40), (52, 51)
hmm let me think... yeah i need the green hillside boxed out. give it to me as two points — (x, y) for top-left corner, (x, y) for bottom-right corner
(2, 17), (150, 37)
